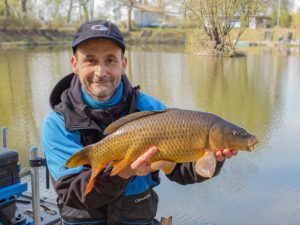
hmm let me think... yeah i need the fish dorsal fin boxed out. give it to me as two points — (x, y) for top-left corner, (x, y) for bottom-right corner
(103, 109), (171, 135)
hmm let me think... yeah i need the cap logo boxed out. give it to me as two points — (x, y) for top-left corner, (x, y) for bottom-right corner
(91, 25), (108, 31)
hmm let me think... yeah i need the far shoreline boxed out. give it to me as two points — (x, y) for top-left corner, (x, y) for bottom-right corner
(0, 28), (299, 49)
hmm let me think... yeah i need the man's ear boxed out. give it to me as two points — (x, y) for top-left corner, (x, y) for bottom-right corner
(122, 56), (128, 74)
(71, 55), (77, 74)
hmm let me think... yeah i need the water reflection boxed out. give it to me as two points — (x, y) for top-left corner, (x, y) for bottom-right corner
(0, 46), (300, 225)
(0, 48), (71, 165)
(129, 49), (287, 146)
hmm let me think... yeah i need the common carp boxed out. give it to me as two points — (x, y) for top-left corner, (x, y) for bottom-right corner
(66, 109), (258, 194)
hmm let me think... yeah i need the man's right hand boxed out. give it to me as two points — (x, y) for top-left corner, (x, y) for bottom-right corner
(118, 146), (173, 179)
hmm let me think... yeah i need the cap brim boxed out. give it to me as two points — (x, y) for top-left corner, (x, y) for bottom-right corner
(72, 35), (126, 52)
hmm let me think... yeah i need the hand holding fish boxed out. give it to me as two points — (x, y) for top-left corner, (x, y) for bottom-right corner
(118, 146), (174, 179)
(118, 147), (238, 179)
(66, 109), (258, 194)
(215, 149), (238, 161)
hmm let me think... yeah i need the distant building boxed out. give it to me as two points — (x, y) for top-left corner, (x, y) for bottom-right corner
(205, 15), (272, 29)
(111, 0), (183, 27)
(249, 15), (272, 29)
(133, 3), (165, 27)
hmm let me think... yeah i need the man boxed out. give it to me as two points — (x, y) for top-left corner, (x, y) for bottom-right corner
(42, 20), (237, 225)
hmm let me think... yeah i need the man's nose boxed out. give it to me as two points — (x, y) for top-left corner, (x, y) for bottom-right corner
(94, 64), (106, 77)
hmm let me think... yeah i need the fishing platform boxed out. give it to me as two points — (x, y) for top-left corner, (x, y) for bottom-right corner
(0, 128), (60, 225)
(0, 128), (173, 225)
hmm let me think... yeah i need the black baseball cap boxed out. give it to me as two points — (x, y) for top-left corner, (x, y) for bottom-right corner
(72, 20), (126, 53)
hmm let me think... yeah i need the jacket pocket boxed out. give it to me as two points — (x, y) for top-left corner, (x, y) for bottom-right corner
(120, 188), (158, 222)
(59, 204), (106, 224)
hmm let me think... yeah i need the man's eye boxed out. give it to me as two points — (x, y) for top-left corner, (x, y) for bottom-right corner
(88, 59), (97, 64)
(107, 58), (117, 63)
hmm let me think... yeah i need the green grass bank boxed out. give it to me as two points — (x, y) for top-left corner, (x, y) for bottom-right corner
(0, 28), (299, 49)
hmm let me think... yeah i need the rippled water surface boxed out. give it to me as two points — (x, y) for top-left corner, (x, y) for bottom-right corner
(1, 46), (300, 225)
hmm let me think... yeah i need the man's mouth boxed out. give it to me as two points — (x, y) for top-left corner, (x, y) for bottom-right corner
(92, 77), (113, 84)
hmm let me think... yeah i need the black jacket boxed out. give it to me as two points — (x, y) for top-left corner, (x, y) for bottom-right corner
(47, 74), (224, 225)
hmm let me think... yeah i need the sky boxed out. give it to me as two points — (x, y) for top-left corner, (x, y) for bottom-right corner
(295, 0), (300, 11)
(95, 0), (300, 13)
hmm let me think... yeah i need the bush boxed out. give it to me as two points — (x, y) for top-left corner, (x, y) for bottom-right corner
(0, 17), (43, 30)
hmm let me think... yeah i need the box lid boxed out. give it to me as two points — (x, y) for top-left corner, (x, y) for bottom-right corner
(0, 147), (18, 167)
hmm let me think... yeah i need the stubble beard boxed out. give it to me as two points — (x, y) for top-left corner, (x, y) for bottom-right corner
(87, 75), (120, 101)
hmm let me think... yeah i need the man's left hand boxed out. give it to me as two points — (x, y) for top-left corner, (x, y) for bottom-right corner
(215, 149), (238, 162)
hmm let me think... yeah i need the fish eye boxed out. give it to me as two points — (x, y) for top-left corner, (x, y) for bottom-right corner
(233, 130), (240, 136)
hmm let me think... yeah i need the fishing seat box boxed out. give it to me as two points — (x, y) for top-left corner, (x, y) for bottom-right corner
(0, 147), (20, 189)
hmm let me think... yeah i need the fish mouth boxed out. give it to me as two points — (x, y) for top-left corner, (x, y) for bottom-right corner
(246, 146), (254, 152)
(247, 136), (259, 152)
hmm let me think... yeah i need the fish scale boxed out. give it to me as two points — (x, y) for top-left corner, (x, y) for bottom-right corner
(66, 109), (258, 194)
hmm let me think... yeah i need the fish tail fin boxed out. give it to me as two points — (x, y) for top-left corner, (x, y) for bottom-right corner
(66, 145), (93, 168)
(85, 165), (106, 194)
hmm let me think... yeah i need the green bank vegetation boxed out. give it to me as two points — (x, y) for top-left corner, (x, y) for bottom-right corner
(0, 26), (299, 51)
(0, 0), (300, 55)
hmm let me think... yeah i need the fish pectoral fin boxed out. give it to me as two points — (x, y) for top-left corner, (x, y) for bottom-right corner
(111, 159), (129, 176)
(85, 165), (105, 194)
(195, 151), (217, 178)
(151, 161), (176, 174)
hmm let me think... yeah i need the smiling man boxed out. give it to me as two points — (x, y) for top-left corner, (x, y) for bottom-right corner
(71, 38), (126, 102)
(42, 20), (237, 225)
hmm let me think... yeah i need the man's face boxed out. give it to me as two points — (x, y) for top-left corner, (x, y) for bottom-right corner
(71, 39), (127, 102)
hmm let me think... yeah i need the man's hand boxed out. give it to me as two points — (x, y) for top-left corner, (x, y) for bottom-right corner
(118, 146), (173, 179)
(215, 149), (238, 162)
(118, 147), (238, 179)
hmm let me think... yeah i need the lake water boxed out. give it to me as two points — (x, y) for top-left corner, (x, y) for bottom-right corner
(0, 45), (300, 225)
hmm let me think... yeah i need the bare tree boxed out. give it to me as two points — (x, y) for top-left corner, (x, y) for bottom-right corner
(3, 0), (9, 31)
(89, 0), (94, 21)
(116, 0), (162, 32)
(66, 0), (93, 24)
(184, 0), (259, 56)
(2, 0), (28, 30)
(67, 0), (74, 23)
(118, 0), (135, 32)
(78, 0), (91, 24)
(109, 0), (146, 32)
(126, 0), (134, 31)
(20, 0), (27, 20)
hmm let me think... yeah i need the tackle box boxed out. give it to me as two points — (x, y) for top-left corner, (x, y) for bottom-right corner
(0, 147), (20, 188)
